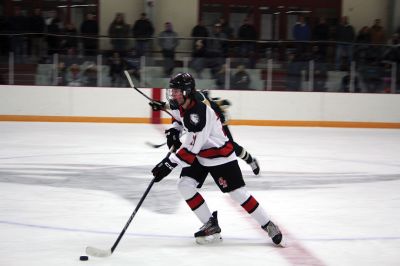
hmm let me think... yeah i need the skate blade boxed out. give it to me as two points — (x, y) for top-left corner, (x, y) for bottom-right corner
(195, 233), (223, 245)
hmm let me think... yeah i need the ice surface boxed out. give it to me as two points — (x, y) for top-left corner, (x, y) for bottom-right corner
(1, 122), (400, 266)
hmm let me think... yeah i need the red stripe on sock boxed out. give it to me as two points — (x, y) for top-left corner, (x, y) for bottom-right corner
(186, 193), (204, 210)
(241, 196), (259, 214)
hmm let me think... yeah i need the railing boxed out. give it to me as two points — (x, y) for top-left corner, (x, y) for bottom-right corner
(0, 34), (399, 93)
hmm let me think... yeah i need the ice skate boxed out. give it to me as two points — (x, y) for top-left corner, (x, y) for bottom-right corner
(194, 211), (222, 245)
(249, 158), (260, 175)
(262, 221), (285, 247)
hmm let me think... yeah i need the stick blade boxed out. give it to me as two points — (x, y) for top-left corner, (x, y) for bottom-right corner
(124, 70), (135, 88)
(145, 141), (165, 148)
(85, 246), (112, 257)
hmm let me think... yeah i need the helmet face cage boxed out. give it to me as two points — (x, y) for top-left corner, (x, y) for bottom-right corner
(166, 73), (195, 108)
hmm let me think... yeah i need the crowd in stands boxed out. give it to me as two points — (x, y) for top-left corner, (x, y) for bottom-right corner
(0, 6), (399, 91)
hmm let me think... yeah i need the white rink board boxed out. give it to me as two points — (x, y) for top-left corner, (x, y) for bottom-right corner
(1, 85), (400, 123)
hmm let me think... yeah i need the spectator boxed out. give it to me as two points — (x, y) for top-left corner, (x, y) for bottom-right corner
(382, 33), (400, 62)
(313, 17), (330, 57)
(47, 17), (61, 56)
(0, 15), (9, 55)
(158, 22), (179, 76)
(28, 8), (46, 62)
(124, 48), (141, 82)
(66, 64), (83, 86)
(341, 65), (360, 93)
(370, 19), (386, 44)
(82, 62), (97, 87)
(231, 65), (251, 90)
(61, 23), (79, 54)
(237, 17), (258, 68)
(207, 23), (227, 58)
(191, 18), (208, 51)
(293, 16), (311, 54)
(215, 64), (229, 89)
(132, 12), (154, 57)
(8, 6), (28, 62)
(285, 52), (303, 91)
(218, 17), (234, 40)
(354, 26), (371, 64)
(206, 23), (227, 79)
(60, 47), (82, 68)
(108, 13), (130, 54)
(55, 62), (67, 86)
(359, 61), (384, 93)
(189, 39), (207, 78)
(80, 13), (99, 56)
(335, 16), (355, 70)
(108, 52), (125, 87)
(308, 45), (328, 92)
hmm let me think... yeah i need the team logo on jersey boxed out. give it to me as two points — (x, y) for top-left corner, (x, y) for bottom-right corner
(189, 114), (200, 125)
(218, 177), (228, 188)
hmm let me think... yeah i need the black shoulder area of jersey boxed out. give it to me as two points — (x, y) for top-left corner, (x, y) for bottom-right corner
(183, 100), (207, 132)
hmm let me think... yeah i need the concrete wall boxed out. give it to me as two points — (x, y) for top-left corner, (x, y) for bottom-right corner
(1, 86), (400, 128)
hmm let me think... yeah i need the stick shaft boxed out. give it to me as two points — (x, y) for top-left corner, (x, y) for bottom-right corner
(110, 177), (156, 253)
(124, 70), (174, 117)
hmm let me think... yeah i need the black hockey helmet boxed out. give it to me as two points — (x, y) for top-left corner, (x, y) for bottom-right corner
(167, 73), (196, 108)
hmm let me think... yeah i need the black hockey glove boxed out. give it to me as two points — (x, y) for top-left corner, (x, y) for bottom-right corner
(165, 128), (182, 150)
(149, 100), (166, 111)
(152, 157), (177, 182)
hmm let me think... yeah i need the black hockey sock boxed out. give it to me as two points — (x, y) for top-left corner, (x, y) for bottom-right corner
(240, 150), (254, 164)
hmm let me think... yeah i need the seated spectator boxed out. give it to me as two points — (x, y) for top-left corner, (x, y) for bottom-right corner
(82, 62), (97, 86)
(66, 64), (83, 86)
(382, 33), (400, 62)
(341, 66), (360, 93)
(231, 65), (251, 90)
(309, 45), (328, 92)
(215, 64), (229, 89)
(108, 52), (125, 87)
(55, 62), (67, 86)
(359, 61), (384, 93)
(60, 47), (82, 68)
(285, 52), (303, 91)
(124, 48), (141, 82)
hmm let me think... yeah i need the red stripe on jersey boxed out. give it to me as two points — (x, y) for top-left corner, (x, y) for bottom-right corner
(186, 193), (205, 210)
(198, 141), (234, 159)
(241, 196), (259, 214)
(176, 148), (196, 164)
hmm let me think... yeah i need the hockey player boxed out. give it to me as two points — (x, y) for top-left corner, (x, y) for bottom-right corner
(151, 73), (283, 246)
(149, 84), (260, 175)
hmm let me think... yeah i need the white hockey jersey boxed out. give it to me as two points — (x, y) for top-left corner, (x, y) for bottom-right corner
(168, 99), (237, 167)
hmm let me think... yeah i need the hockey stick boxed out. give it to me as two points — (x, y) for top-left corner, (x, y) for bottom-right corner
(85, 177), (156, 257)
(145, 141), (167, 148)
(145, 131), (187, 149)
(85, 148), (175, 258)
(123, 70), (173, 117)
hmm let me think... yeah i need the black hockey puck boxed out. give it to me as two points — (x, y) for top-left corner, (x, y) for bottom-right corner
(79, 255), (89, 261)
